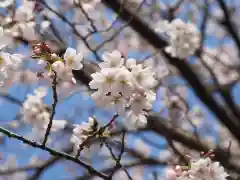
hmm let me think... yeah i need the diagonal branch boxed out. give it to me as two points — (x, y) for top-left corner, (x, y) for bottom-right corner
(0, 126), (108, 179)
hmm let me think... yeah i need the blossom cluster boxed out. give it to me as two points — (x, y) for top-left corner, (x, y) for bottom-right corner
(70, 117), (97, 148)
(33, 44), (83, 83)
(21, 87), (50, 129)
(21, 87), (67, 133)
(70, 116), (111, 155)
(34, 45), (83, 72)
(52, 47), (83, 72)
(166, 156), (229, 180)
(0, 27), (23, 86)
(155, 19), (200, 59)
(0, 52), (23, 86)
(89, 50), (157, 129)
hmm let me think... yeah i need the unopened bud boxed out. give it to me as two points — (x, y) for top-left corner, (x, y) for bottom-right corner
(33, 43), (51, 56)
(33, 48), (42, 56)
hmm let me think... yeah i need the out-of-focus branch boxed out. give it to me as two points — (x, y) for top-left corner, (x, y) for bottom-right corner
(0, 166), (36, 175)
(217, 0), (240, 55)
(147, 113), (240, 173)
(77, 140), (168, 180)
(168, 0), (185, 21)
(39, 0), (101, 61)
(0, 93), (22, 105)
(29, 147), (73, 180)
(101, 0), (240, 142)
(0, 126), (108, 179)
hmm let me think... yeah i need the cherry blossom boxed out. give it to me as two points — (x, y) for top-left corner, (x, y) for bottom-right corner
(64, 47), (84, 70)
(155, 19), (200, 59)
(99, 50), (124, 68)
(0, 52), (23, 86)
(52, 61), (66, 74)
(89, 50), (157, 129)
(14, 0), (35, 22)
(175, 157), (229, 180)
(0, 0), (14, 8)
(0, 27), (11, 49)
(0, 155), (27, 180)
(21, 87), (50, 129)
(70, 117), (97, 152)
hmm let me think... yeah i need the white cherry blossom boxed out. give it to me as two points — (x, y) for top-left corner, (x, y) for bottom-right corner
(112, 67), (133, 97)
(14, 0), (35, 22)
(89, 51), (157, 129)
(64, 47), (84, 70)
(18, 21), (50, 41)
(0, 52), (23, 86)
(70, 117), (96, 151)
(43, 120), (67, 132)
(0, 68), (8, 86)
(0, 52), (23, 70)
(0, 155), (27, 180)
(0, 0), (14, 8)
(129, 93), (152, 114)
(126, 58), (157, 90)
(21, 87), (50, 129)
(99, 50), (124, 68)
(89, 68), (117, 92)
(155, 19), (200, 59)
(124, 110), (148, 130)
(91, 90), (112, 107)
(34, 86), (48, 98)
(154, 20), (171, 33)
(0, 27), (11, 49)
(176, 157), (229, 180)
(52, 61), (66, 74)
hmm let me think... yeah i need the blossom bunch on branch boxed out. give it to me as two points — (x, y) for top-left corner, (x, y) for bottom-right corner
(21, 87), (50, 129)
(21, 87), (66, 134)
(155, 19), (200, 59)
(71, 116), (111, 156)
(89, 50), (157, 129)
(166, 151), (229, 180)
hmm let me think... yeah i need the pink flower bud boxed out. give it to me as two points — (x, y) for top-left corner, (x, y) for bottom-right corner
(33, 48), (42, 56)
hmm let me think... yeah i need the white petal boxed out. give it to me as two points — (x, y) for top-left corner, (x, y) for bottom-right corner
(64, 47), (76, 60)
(72, 61), (83, 70)
(49, 120), (67, 132)
(126, 58), (136, 68)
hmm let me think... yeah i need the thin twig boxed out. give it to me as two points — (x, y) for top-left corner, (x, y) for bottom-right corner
(42, 70), (58, 146)
(105, 131), (133, 180)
